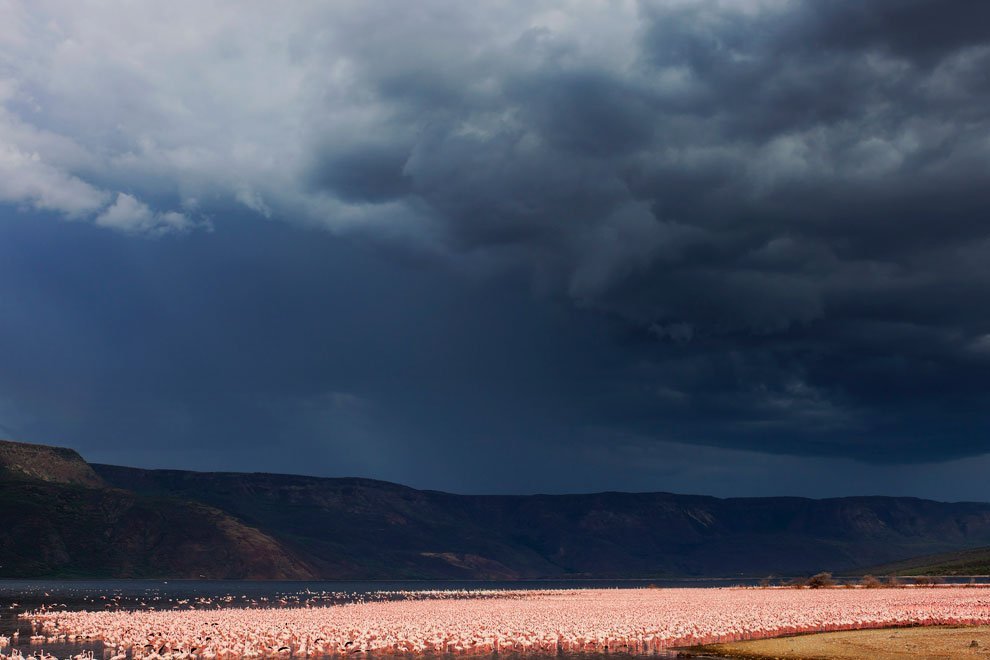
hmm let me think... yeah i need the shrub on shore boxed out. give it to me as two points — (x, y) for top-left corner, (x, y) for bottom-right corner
(806, 572), (835, 589)
(784, 572), (947, 589)
(860, 575), (883, 588)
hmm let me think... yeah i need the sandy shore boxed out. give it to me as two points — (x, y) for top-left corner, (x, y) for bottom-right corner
(698, 625), (990, 659)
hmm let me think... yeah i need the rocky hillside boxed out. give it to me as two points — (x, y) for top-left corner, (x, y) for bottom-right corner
(0, 439), (105, 487)
(0, 440), (315, 579)
(5, 437), (990, 579)
(94, 463), (990, 579)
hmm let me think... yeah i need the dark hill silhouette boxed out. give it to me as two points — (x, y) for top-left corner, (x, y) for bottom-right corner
(91, 465), (990, 578)
(4, 438), (990, 579)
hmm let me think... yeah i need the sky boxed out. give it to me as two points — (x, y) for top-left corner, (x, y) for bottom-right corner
(1, 0), (990, 500)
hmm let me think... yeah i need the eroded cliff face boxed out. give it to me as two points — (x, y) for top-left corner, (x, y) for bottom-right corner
(0, 439), (316, 579)
(0, 438), (105, 488)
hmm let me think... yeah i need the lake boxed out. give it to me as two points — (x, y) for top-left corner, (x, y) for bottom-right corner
(3, 578), (989, 658)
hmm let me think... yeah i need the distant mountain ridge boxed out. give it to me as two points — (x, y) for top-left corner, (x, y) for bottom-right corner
(4, 438), (990, 579)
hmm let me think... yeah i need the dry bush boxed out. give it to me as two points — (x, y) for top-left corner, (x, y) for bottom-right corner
(806, 572), (835, 589)
(860, 575), (883, 589)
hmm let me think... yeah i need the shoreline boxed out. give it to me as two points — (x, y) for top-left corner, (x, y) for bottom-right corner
(692, 624), (990, 659)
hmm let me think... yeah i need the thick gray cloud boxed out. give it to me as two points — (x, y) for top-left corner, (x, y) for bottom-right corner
(301, 0), (990, 461)
(2, 0), (990, 491)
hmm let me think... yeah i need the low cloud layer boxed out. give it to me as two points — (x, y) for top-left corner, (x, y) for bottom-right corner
(2, 0), (990, 480)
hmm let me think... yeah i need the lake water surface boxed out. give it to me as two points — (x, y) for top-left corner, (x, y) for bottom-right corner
(3, 578), (988, 659)
(0, 579), (752, 658)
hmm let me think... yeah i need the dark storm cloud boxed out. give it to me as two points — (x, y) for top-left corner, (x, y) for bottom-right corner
(310, 145), (413, 203)
(3, 0), (990, 492)
(797, 0), (990, 63)
(301, 0), (990, 461)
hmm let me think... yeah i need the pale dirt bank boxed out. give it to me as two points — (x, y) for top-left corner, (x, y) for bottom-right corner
(696, 625), (990, 659)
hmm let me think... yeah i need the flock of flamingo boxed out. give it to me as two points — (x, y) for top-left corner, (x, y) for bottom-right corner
(7, 586), (990, 658)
